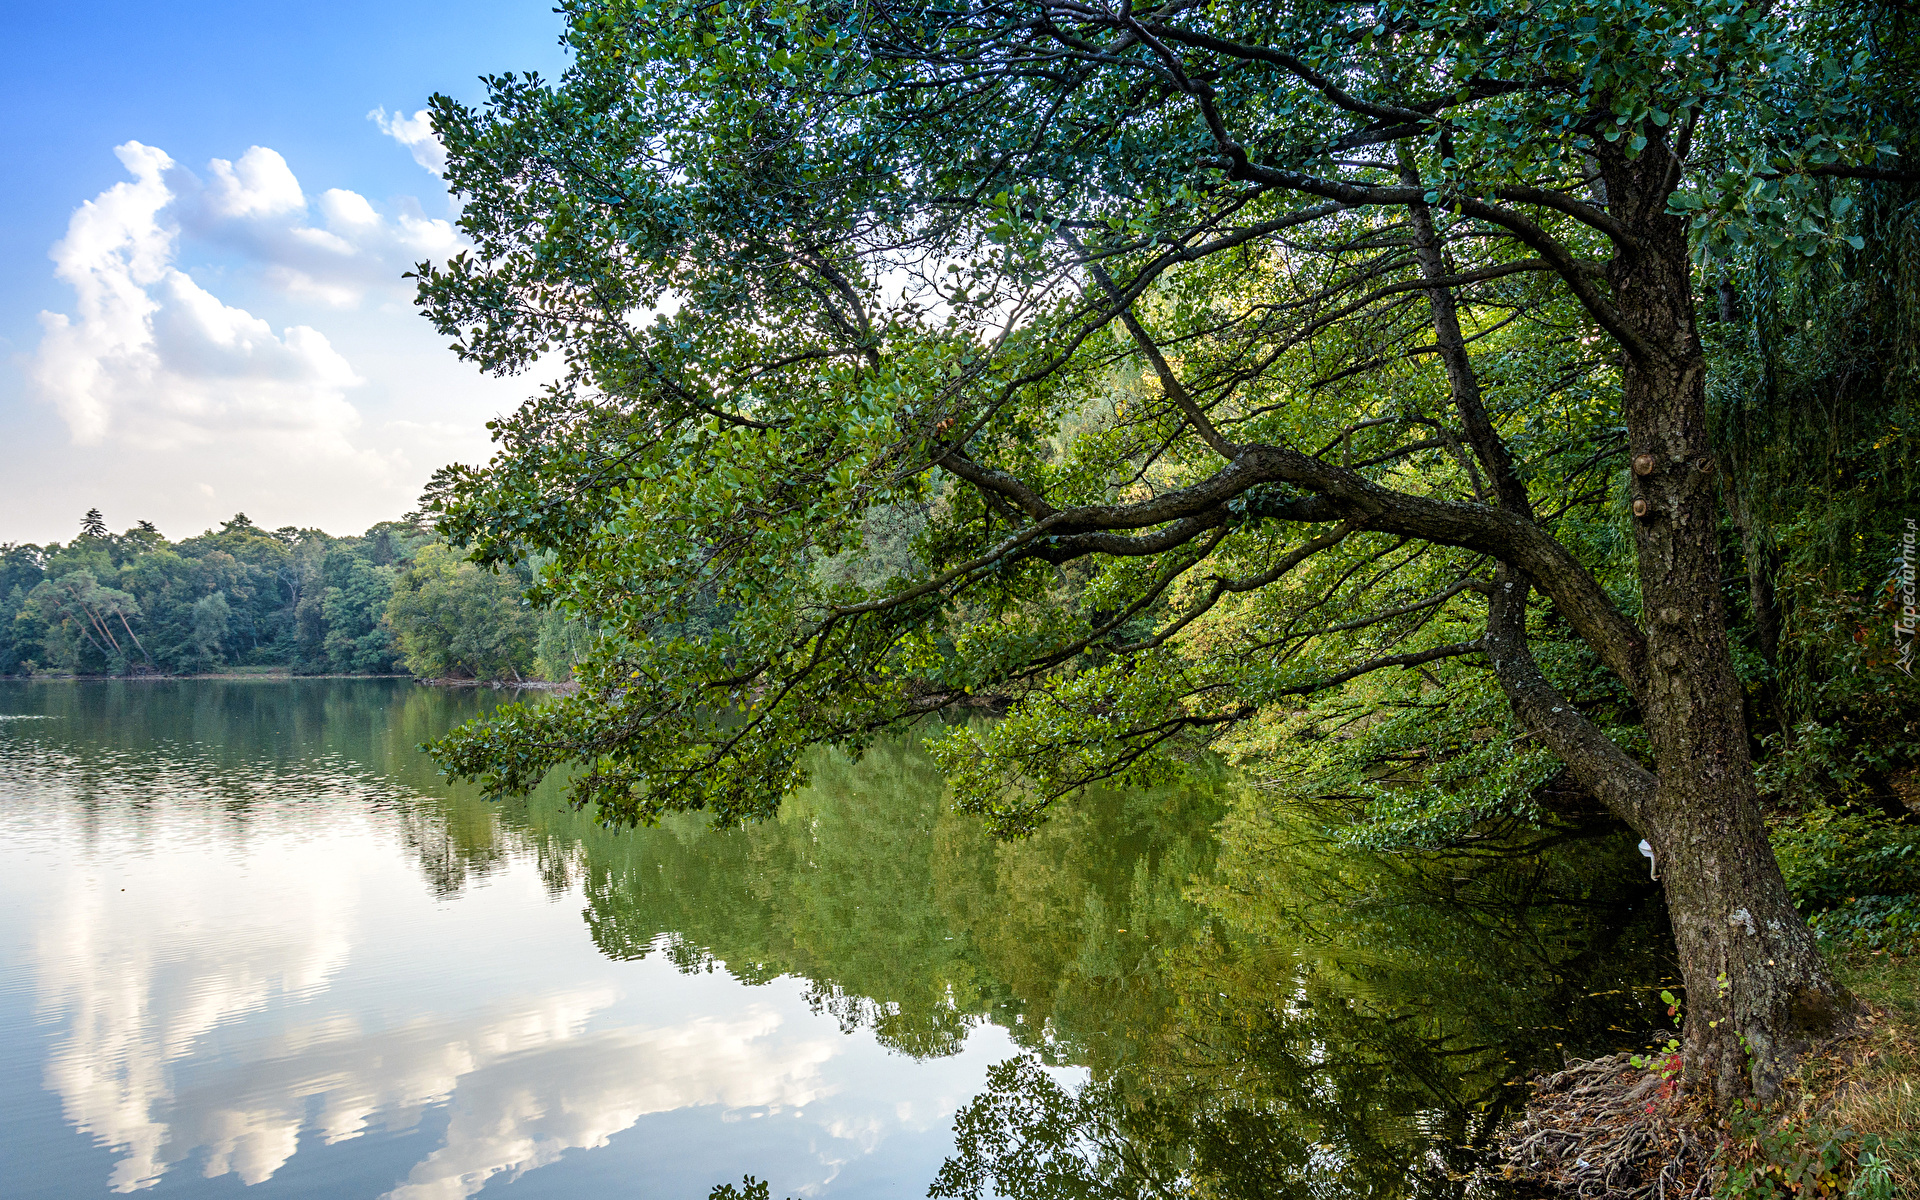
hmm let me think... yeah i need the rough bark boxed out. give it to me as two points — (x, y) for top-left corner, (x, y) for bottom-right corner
(1396, 136), (1852, 1104)
(1724, 477), (1788, 738)
(1603, 146), (1854, 1101)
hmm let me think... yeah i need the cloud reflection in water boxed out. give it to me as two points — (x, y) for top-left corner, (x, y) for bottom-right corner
(3, 743), (984, 1198)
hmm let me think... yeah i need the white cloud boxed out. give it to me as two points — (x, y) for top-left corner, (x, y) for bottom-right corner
(2, 131), (576, 542)
(30, 141), (175, 444)
(321, 186), (382, 228)
(249, 190), (460, 310)
(177, 151), (460, 311)
(28, 140), (471, 465)
(205, 145), (306, 219)
(371, 107), (449, 177)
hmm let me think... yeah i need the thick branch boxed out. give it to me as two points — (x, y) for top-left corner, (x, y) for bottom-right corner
(1076, 245), (1239, 460)
(1401, 152), (1533, 515)
(931, 435), (1646, 694)
(1482, 566), (1656, 829)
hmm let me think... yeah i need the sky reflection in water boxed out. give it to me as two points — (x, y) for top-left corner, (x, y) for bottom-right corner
(0, 679), (1673, 1200)
(0, 681), (1030, 1199)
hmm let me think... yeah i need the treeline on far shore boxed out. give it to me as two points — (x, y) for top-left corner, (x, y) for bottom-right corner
(0, 510), (585, 682)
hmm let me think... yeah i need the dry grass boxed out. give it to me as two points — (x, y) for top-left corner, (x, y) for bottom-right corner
(1813, 951), (1920, 1190)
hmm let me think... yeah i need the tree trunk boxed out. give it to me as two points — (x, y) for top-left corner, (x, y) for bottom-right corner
(1722, 483), (1782, 677)
(1723, 479), (1788, 736)
(1606, 147), (1854, 1102)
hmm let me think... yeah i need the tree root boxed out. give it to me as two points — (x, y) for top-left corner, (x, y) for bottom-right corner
(1497, 1054), (1714, 1199)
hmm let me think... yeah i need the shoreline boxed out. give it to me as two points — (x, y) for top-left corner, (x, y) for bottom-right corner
(1501, 948), (1918, 1196)
(0, 673), (571, 689)
(0, 671), (413, 682)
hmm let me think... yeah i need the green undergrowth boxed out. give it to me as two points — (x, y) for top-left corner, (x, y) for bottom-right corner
(1711, 951), (1920, 1200)
(1771, 804), (1920, 954)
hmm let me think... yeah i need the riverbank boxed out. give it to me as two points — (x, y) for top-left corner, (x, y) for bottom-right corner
(1502, 949), (1920, 1197)
(0, 670), (571, 689)
(0, 668), (408, 681)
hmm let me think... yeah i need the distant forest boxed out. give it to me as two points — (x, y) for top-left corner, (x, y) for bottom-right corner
(0, 510), (583, 681)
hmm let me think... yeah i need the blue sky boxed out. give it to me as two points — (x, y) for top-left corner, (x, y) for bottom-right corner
(1, 1), (572, 543)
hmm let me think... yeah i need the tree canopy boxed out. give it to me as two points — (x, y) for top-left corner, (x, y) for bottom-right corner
(420, 0), (1904, 816)
(415, 0), (1916, 1101)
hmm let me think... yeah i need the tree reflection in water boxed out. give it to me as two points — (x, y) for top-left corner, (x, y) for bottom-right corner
(489, 723), (1670, 1199)
(4, 682), (1673, 1197)
(930, 795), (1673, 1200)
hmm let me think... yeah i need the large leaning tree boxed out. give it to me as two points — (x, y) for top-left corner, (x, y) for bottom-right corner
(415, 0), (1913, 1102)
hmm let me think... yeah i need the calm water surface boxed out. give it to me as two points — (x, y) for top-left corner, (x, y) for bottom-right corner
(0, 680), (1673, 1199)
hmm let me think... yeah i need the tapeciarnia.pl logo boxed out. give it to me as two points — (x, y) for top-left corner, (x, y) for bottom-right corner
(1899, 518), (1917, 676)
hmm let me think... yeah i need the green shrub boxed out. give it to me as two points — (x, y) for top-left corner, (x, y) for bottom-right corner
(1711, 1106), (1896, 1200)
(1771, 806), (1920, 952)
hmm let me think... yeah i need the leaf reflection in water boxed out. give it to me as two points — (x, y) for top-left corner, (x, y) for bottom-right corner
(1, 682), (1673, 1199)
(931, 798), (1673, 1200)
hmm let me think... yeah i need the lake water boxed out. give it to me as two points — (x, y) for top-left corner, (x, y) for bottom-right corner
(0, 680), (1675, 1199)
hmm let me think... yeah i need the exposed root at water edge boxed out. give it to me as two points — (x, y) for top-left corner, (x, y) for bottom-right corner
(1498, 1054), (1714, 1199)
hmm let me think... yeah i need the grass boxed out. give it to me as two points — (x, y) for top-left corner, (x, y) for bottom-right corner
(1822, 951), (1920, 1190)
(1713, 949), (1920, 1199)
